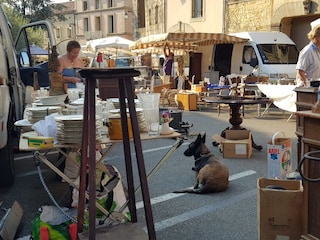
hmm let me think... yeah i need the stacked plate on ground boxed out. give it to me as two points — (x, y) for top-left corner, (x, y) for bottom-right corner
(55, 115), (103, 145)
(26, 106), (62, 124)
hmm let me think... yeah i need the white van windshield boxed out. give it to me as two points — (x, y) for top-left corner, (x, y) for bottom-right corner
(256, 44), (299, 64)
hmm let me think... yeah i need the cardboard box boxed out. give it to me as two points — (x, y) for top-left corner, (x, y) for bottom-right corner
(28, 136), (54, 148)
(257, 178), (303, 240)
(212, 130), (252, 159)
(0, 201), (23, 240)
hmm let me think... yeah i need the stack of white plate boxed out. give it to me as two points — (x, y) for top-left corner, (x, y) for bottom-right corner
(108, 108), (148, 132)
(26, 106), (62, 124)
(55, 115), (103, 144)
(34, 94), (67, 106)
(62, 104), (84, 115)
(109, 98), (139, 109)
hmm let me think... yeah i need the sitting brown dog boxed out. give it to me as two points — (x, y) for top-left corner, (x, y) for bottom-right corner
(174, 133), (229, 194)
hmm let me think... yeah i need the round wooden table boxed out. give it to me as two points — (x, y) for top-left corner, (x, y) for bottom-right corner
(204, 96), (270, 150)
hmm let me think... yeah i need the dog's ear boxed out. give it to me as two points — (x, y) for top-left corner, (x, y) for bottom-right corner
(201, 133), (206, 143)
(196, 133), (202, 142)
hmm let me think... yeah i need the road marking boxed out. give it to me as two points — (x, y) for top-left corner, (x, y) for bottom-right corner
(16, 169), (48, 177)
(142, 142), (189, 153)
(150, 189), (256, 232)
(14, 151), (58, 161)
(136, 170), (256, 209)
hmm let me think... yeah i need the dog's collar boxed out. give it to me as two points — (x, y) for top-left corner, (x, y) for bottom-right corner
(200, 152), (212, 157)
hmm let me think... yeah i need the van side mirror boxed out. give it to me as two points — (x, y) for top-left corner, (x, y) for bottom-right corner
(19, 52), (30, 67)
(250, 58), (258, 68)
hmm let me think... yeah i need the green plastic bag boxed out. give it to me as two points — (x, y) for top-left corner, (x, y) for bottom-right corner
(31, 213), (73, 240)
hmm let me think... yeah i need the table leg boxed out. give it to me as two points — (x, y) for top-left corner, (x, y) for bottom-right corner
(77, 78), (90, 233)
(123, 78), (157, 239)
(213, 103), (263, 151)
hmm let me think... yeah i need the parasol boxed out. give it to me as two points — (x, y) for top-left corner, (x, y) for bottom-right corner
(27, 44), (48, 55)
(87, 36), (134, 54)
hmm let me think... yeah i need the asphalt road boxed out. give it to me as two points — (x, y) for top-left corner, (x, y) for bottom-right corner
(0, 106), (298, 240)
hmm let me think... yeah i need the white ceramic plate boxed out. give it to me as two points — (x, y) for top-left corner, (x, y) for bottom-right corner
(55, 115), (83, 121)
(14, 119), (32, 127)
(27, 106), (61, 112)
(37, 94), (68, 105)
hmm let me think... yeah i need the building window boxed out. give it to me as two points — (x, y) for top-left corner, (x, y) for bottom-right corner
(137, 0), (145, 28)
(67, 27), (72, 38)
(95, 0), (100, 9)
(84, 18), (89, 31)
(95, 16), (101, 31)
(108, 0), (114, 8)
(149, 9), (151, 25)
(155, 5), (158, 24)
(192, 0), (203, 18)
(56, 27), (61, 38)
(83, 1), (88, 11)
(108, 15), (114, 33)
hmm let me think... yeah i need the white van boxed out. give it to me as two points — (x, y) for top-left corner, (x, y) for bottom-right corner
(0, 5), (56, 187)
(211, 32), (300, 81)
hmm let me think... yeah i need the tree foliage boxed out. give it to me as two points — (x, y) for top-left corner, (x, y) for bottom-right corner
(2, 5), (29, 40)
(1, 0), (66, 23)
(3, 5), (49, 47)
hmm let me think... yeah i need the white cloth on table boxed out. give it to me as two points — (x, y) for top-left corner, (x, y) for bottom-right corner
(256, 84), (297, 113)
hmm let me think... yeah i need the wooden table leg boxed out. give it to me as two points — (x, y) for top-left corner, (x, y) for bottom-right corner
(212, 103), (263, 151)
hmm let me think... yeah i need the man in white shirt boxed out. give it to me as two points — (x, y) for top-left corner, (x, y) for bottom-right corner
(296, 24), (320, 86)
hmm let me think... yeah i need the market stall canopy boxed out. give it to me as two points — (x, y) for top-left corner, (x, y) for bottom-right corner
(129, 32), (249, 54)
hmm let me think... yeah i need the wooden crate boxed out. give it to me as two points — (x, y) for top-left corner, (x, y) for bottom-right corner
(177, 93), (197, 111)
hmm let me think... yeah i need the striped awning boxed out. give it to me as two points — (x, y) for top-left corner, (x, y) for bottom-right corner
(129, 32), (249, 53)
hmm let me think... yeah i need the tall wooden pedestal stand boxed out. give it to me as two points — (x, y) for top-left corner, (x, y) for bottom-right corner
(77, 68), (156, 240)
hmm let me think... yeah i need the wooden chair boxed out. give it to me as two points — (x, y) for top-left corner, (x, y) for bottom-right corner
(197, 92), (208, 110)
(159, 87), (170, 107)
(167, 89), (178, 108)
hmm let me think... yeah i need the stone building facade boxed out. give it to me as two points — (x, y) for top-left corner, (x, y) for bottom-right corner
(74, 0), (133, 43)
(227, 0), (272, 33)
(52, 1), (76, 43)
(225, 0), (320, 49)
(133, 0), (320, 49)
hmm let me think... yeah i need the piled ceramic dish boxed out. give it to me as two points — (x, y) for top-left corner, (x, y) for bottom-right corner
(109, 98), (139, 109)
(14, 119), (33, 132)
(55, 115), (103, 144)
(108, 108), (148, 132)
(35, 94), (68, 106)
(26, 106), (62, 124)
